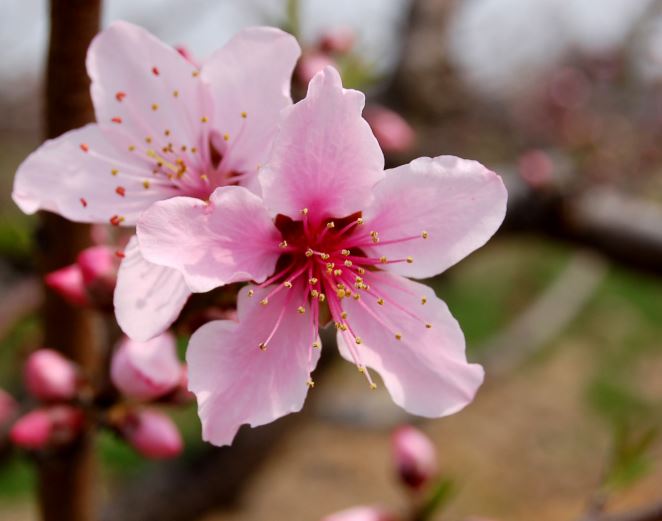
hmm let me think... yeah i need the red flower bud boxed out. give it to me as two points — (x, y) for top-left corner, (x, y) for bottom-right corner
(392, 425), (438, 490)
(120, 409), (183, 459)
(24, 349), (78, 401)
(44, 264), (88, 307)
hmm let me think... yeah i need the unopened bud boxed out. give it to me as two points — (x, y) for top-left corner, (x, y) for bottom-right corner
(295, 52), (336, 86)
(363, 105), (415, 154)
(24, 349), (78, 401)
(111, 333), (181, 401)
(77, 245), (118, 308)
(0, 389), (17, 427)
(9, 405), (83, 450)
(392, 425), (438, 490)
(120, 409), (183, 459)
(319, 27), (355, 54)
(44, 264), (88, 307)
(322, 506), (396, 521)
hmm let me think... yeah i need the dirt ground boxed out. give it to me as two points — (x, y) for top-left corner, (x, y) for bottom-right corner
(199, 342), (662, 521)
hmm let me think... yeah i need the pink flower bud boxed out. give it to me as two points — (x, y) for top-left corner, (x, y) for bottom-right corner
(24, 349), (78, 401)
(319, 27), (355, 54)
(296, 52), (336, 86)
(10, 406), (83, 449)
(174, 45), (200, 68)
(322, 506), (396, 521)
(44, 264), (88, 307)
(77, 245), (116, 286)
(517, 149), (555, 189)
(120, 409), (183, 459)
(111, 333), (182, 401)
(363, 105), (415, 154)
(0, 389), (17, 427)
(10, 409), (52, 449)
(392, 425), (438, 490)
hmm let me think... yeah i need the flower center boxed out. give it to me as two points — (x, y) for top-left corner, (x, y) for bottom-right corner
(250, 208), (431, 388)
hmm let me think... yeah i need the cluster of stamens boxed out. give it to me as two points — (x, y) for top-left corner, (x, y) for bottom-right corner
(250, 208), (431, 389)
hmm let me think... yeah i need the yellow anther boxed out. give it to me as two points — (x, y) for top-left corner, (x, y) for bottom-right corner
(406, 256), (414, 264)
(199, 174), (209, 182)
(305, 248), (314, 257)
(357, 267), (366, 275)
(334, 322), (341, 330)
(297, 306), (306, 314)
(200, 116), (208, 123)
(369, 382), (377, 390)
(311, 290), (319, 298)
(395, 333), (402, 341)
(258, 342), (267, 351)
(379, 256), (388, 264)
(172, 90), (179, 97)
(425, 323), (432, 329)
(241, 111), (247, 118)
(336, 289), (346, 299)
(356, 217), (364, 225)
(318, 293), (326, 302)
(308, 277), (318, 285)
(260, 298), (269, 306)
(337, 283), (346, 290)
(358, 366), (365, 374)
(333, 269), (343, 276)
(111, 169), (119, 176)
(341, 249), (350, 256)
(223, 133), (230, 141)
(300, 208), (309, 215)
(283, 281), (293, 288)
(307, 379), (315, 388)
(320, 253), (330, 261)
(355, 276), (363, 283)
(326, 262), (334, 270)
(377, 298), (384, 305)
(164, 129), (171, 136)
(191, 147), (198, 153)
(192, 70), (200, 77)
(312, 341), (321, 349)
(143, 180), (150, 189)
(279, 240), (288, 248)
(326, 221), (335, 229)
(421, 230), (429, 239)
(181, 145), (187, 152)
(341, 311), (348, 319)
(151, 103), (159, 111)
(421, 297), (427, 305)
(344, 260), (352, 267)
(339, 323), (348, 331)
(145, 136), (153, 144)
(128, 145), (136, 152)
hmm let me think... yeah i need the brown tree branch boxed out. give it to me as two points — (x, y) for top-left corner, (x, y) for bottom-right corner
(36, 2), (102, 521)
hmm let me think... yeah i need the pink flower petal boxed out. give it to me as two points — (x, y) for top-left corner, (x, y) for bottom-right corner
(12, 124), (177, 225)
(24, 349), (78, 402)
(120, 409), (183, 459)
(87, 21), (205, 155)
(137, 186), (281, 292)
(322, 506), (396, 521)
(362, 156), (507, 279)
(114, 236), (191, 341)
(337, 272), (483, 417)
(260, 66), (383, 221)
(187, 284), (320, 446)
(111, 332), (182, 401)
(202, 27), (300, 177)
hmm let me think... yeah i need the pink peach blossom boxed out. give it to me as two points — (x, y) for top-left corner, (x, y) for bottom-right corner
(120, 409), (183, 459)
(392, 425), (438, 489)
(111, 333), (182, 401)
(12, 21), (301, 341)
(10, 406), (83, 450)
(135, 67), (507, 446)
(364, 105), (416, 154)
(319, 27), (356, 55)
(24, 349), (78, 402)
(322, 506), (397, 521)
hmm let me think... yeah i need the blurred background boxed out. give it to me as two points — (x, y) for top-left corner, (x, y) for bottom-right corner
(1, 0), (662, 520)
